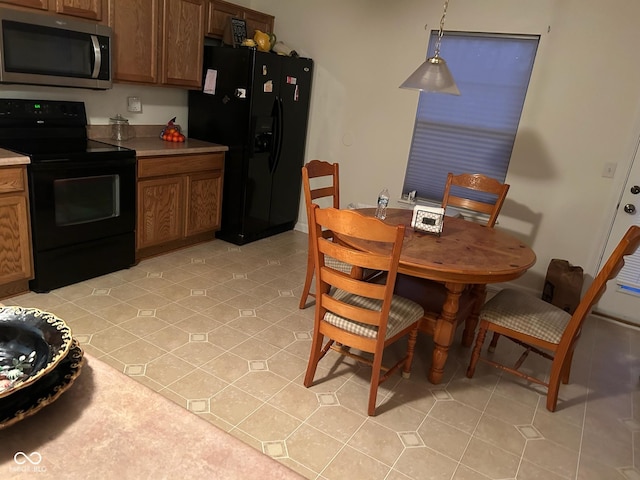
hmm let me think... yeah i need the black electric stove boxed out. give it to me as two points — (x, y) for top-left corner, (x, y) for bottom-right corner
(0, 98), (137, 292)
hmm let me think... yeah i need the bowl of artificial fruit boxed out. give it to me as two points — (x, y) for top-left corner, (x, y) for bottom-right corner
(160, 117), (186, 143)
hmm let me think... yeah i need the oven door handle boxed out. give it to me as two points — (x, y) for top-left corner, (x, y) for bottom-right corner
(91, 35), (102, 79)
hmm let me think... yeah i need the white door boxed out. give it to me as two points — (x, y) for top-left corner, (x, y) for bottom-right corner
(594, 144), (640, 326)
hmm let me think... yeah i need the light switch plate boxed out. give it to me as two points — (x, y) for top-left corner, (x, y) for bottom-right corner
(602, 162), (617, 178)
(127, 96), (142, 113)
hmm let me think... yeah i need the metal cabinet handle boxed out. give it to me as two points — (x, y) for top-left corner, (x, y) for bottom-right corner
(624, 203), (636, 214)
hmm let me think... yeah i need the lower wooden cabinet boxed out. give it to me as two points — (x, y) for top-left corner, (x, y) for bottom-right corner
(185, 170), (223, 237)
(0, 166), (34, 299)
(136, 152), (224, 259)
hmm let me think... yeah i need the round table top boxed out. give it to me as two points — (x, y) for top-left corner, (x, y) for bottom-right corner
(345, 208), (536, 284)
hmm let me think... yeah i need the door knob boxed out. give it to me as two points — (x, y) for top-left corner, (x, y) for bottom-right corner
(624, 203), (636, 214)
(631, 185), (640, 194)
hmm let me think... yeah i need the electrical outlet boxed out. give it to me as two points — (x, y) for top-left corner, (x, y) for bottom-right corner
(127, 96), (142, 113)
(602, 162), (617, 178)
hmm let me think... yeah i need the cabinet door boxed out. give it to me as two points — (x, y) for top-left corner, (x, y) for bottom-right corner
(185, 171), (223, 236)
(0, 195), (33, 284)
(0, 0), (47, 10)
(54, 0), (102, 20)
(243, 9), (274, 39)
(160, 0), (204, 89)
(108, 0), (160, 84)
(137, 176), (184, 249)
(205, 0), (242, 38)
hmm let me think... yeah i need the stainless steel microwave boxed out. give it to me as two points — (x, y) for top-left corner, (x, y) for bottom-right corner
(0, 8), (112, 89)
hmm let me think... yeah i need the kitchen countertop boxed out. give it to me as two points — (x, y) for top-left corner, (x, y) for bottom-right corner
(0, 150), (29, 166)
(0, 351), (302, 479)
(92, 136), (228, 157)
(0, 134), (227, 165)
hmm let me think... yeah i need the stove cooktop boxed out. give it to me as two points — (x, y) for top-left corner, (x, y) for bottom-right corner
(0, 98), (135, 162)
(0, 138), (134, 162)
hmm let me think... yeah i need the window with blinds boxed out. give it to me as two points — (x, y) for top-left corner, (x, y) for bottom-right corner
(617, 247), (640, 295)
(402, 32), (539, 204)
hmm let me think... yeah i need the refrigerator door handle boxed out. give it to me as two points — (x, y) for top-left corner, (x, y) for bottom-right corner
(271, 96), (284, 173)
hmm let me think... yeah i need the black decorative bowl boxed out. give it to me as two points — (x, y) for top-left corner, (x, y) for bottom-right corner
(0, 306), (73, 399)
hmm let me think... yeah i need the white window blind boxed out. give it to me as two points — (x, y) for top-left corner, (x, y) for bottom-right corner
(616, 218), (640, 295)
(617, 254), (640, 292)
(403, 32), (539, 204)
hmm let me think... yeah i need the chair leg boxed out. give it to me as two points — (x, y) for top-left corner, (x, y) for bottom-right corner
(304, 331), (324, 387)
(368, 354), (384, 416)
(402, 326), (419, 379)
(560, 347), (575, 384)
(299, 249), (315, 309)
(488, 332), (500, 353)
(462, 285), (486, 347)
(546, 366), (562, 412)
(466, 323), (488, 378)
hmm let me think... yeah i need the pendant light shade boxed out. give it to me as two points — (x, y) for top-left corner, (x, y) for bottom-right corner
(399, 55), (460, 95)
(400, 0), (460, 95)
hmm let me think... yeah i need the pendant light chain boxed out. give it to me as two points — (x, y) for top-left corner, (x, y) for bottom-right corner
(433, 0), (450, 58)
(399, 0), (459, 94)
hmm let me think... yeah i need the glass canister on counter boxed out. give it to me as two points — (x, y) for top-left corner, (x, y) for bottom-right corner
(110, 114), (130, 141)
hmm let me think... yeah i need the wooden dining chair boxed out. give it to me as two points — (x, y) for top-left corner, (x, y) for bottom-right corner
(394, 172), (510, 340)
(303, 205), (424, 416)
(299, 160), (359, 309)
(467, 225), (640, 412)
(442, 172), (510, 227)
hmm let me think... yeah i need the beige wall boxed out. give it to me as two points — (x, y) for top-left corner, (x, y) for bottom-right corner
(5, 0), (640, 295)
(246, 0), (640, 293)
(0, 83), (189, 129)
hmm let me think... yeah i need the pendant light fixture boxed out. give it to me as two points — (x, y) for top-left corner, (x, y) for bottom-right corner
(400, 0), (460, 95)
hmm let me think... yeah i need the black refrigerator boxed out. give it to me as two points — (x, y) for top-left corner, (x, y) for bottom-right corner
(188, 46), (313, 245)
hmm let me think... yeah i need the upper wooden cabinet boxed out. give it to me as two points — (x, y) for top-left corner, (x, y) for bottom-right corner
(0, 0), (104, 21)
(108, 0), (159, 84)
(108, 0), (204, 89)
(160, 0), (204, 88)
(206, 0), (273, 41)
(54, 0), (102, 20)
(0, 0), (48, 10)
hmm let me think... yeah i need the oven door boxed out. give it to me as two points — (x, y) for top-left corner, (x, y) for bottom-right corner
(28, 156), (136, 253)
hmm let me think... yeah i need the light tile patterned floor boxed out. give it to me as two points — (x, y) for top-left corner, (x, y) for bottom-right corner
(8, 231), (640, 480)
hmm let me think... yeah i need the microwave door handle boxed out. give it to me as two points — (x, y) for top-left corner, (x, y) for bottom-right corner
(90, 35), (101, 79)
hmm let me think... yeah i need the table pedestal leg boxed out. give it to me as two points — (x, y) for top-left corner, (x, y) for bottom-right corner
(462, 284), (487, 348)
(429, 282), (465, 384)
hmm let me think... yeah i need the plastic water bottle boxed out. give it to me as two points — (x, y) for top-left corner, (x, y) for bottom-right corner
(375, 188), (389, 220)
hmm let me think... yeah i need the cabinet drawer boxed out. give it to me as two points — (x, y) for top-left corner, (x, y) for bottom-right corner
(0, 167), (26, 194)
(138, 153), (224, 178)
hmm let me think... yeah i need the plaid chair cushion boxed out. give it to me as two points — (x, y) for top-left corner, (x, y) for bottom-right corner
(480, 288), (571, 344)
(323, 289), (424, 339)
(325, 256), (353, 274)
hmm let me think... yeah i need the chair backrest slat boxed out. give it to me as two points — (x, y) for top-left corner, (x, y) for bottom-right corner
(303, 160), (340, 212)
(442, 173), (510, 227)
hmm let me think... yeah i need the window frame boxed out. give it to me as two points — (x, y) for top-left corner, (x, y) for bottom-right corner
(402, 31), (540, 206)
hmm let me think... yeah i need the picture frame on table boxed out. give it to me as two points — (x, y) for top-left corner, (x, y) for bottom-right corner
(411, 205), (445, 235)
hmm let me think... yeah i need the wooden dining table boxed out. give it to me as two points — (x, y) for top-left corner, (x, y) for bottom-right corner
(339, 208), (536, 384)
